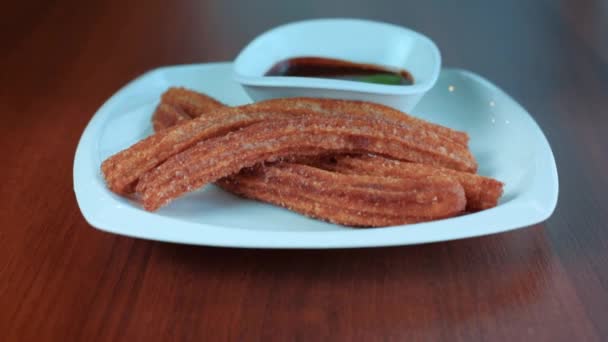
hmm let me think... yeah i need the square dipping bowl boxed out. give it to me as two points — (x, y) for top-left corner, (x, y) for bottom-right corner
(233, 18), (441, 112)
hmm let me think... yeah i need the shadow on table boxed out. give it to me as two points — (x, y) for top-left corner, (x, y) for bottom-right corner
(150, 224), (556, 329)
(153, 224), (550, 275)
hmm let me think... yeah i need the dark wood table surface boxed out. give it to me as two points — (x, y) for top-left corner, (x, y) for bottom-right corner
(2, 0), (607, 340)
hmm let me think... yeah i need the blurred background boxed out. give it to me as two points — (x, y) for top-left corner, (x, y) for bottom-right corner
(3, 0), (607, 105)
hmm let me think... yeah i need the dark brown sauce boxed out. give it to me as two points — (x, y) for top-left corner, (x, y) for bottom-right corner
(265, 56), (414, 85)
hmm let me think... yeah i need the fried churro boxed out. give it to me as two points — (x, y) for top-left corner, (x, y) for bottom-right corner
(160, 87), (226, 118)
(136, 114), (476, 211)
(324, 155), (503, 211)
(217, 163), (466, 227)
(155, 87), (468, 145)
(151, 103), (191, 132)
(104, 91), (475, 195)
(103, 107), (297, 194)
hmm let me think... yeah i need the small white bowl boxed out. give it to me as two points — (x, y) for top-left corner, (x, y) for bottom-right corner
(233, 18), (441, 112)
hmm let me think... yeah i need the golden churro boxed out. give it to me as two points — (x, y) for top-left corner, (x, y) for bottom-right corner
(135, 114), (476, 211)
(324, 155), (503, 211)
(218, 163), (466, 227)
(104, 93), (475, 194)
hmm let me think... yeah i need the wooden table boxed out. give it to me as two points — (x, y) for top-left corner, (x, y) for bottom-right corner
(2, 1), (607, 340)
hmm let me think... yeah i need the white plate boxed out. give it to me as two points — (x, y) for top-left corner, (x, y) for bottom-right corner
(73, 62), (558, 248)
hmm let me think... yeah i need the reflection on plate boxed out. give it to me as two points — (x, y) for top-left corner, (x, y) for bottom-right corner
(73, 62), (558, 248)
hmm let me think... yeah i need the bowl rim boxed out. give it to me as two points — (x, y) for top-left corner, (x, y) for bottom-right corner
(232, 18), (442, 95)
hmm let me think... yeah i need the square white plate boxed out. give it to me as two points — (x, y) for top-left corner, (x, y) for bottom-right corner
(73, 62), (558, 248)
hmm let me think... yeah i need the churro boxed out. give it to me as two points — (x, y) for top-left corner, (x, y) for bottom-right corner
(324, 155), (503, 211)
(135, 114), (476, 211)
(218, 163), (466, 227)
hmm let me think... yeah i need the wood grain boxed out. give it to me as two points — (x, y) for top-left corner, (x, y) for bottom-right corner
(1, 0), (607, 341)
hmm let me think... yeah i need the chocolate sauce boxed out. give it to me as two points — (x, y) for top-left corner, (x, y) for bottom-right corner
(265, 56), (414, 85)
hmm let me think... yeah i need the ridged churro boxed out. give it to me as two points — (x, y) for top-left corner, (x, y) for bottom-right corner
(151, 103), (191, 132)
(155, 87), (468, 145)
(104, 91), (475, 195)
(323, 155), (503, 211)
(136, 114), (476, 211)
(160, 87), (226, 118)
(217, 163), (466, 227)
